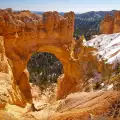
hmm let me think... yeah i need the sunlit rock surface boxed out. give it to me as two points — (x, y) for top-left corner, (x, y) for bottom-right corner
(20, 90), (120, 120)
(100, 11), (120, 34)
(0, 8), (88, 107)
(0, 36), (12, 108)
(0, 8), (106, 108)
(0, 36), (27, 108)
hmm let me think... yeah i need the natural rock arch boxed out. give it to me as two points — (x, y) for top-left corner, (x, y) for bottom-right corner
(0, 9), (84, 106)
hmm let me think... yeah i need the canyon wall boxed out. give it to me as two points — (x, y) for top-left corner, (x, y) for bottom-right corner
(0, 36), (12, 108)
(0, 8), (111, 108)
(0, 8), (85, 107)
(100, 11), (120, 34)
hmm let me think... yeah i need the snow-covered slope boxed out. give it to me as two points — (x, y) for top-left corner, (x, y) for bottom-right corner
(84, 33), (120, 65)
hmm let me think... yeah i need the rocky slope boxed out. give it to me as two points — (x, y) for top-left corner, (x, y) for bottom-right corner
(84, 33), (120, 65)
(1, 90), (119, 120)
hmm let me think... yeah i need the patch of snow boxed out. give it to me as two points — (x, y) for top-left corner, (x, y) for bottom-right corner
(107, 84), (113, 90)
(84, 33), (120, 65)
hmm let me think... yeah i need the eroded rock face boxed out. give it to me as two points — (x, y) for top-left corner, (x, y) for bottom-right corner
(0, 36), (12, 108)
(0, 8), (108, 108)
(114, 11), (120, 33)
(100, 11), (120, 34)
(100, 14), (114, 34)
(0, 8), (86, 106)
(0, 36), (28, 108)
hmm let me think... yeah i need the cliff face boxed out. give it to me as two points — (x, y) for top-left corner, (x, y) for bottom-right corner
(0, 36), (28, 108)
(0, 8), (86, 107)
(0, 36), (12, 108)
(0, 8), (115, 109)
(100, 11), (120, 34)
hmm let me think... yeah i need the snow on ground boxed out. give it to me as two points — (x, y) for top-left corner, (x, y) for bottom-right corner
(84, 33), (120, 65)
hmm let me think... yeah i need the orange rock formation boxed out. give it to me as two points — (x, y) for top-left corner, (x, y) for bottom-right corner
(0, 36), (12, 108)
(0, 8), (87, 107)
(0, 8), (112, 108)
(100, 11), (120, 34)
(114, 11), (120, 33)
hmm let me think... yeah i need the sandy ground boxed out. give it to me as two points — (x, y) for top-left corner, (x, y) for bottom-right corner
(0, 90), (119, 120)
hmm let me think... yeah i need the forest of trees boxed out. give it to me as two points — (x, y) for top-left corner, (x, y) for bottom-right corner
(27, 52), (63, 87)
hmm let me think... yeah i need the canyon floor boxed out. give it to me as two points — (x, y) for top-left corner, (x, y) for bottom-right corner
(0, 89), (120, 120)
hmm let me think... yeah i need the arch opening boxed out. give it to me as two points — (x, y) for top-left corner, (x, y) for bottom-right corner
(26, 52), (65, 104)
(27, 52), (63, 90)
